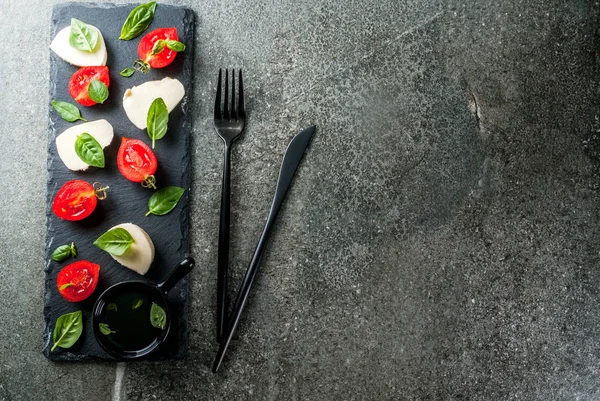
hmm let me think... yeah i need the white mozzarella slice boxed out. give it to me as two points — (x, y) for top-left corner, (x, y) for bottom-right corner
(55, 119), (114, 171)
(109, 223), (155, 275)
(50, 26), (107, 67)
(122, 77), (185, 129)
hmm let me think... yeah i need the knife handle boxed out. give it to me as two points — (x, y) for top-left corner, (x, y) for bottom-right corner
(212, 216), (271, 372)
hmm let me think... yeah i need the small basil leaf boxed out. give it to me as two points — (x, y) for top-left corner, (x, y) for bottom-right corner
(99, 323), (115, 335)
(52, 246), (71, 261)
(75, 133), (105, 168)
(59, 283), (73, 291)
(51, 101), (86, 122)
(51, 242), (77, 262)
(147, 97), (168, 149)
(107, 303), (118, 312)
(69, 19), (99, 52)
(132, 299), (143, 310)
(151, 39), (166, 56)
(93, 227), (134, 256)
(120, 1), (157, 40)
(51, 310), (83, 352)
(88, 79), (109, 104)
(150, 302), (167, 329)
(120, 68), (135, 77)
(146, 186), (185, 216)
(165, 40), (185, 52)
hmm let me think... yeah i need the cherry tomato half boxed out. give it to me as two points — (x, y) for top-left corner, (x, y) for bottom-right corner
(138, 27), (179, 69)
(52, 180), (99, 221)
(57, 260), (100, 302)
(117, 137), (158, 188)
(68, 66), (110, 106)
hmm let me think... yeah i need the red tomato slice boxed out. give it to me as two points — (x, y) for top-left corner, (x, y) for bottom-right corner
(52, 180), (98, 221)
(68, 66), (110, 106)
(57, 260), (100, 302)
(117, 137), (158, 187)
(138, 27), (179, 69)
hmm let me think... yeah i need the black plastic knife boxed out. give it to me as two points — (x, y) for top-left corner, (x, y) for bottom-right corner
(213, 125), (316, 373)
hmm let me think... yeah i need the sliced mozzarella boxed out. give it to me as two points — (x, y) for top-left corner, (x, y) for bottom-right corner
(55, 119), (114, 171)
(50, 26), (107, 67)
(122, 77), (185, 129)
(109, 223), (155, 275)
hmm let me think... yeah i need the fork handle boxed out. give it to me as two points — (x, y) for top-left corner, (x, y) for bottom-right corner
(217, 142), (232, 341)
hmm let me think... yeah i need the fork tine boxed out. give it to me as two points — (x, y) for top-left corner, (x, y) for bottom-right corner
(238, 70), (245, 117)
(231, 69), (236, 120)
(214, 69), (222, 120)
(224, 69), (230, 119)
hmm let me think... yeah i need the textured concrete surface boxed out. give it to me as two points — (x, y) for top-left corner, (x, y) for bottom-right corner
(1, 0), (599, 400)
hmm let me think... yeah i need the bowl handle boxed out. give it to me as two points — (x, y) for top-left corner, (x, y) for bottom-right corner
(156, 257), (195, 294)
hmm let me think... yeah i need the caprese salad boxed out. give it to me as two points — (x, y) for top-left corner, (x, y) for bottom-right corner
(48, 1), (189, 353)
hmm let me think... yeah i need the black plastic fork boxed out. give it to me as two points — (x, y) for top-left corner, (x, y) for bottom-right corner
(214, 69), (245, 341)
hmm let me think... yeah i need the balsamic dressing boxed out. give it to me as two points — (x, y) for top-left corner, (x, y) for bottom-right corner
(97, 291), (165, 352)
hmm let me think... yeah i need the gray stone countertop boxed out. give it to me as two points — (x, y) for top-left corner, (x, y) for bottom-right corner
(1, 0), (599, 400)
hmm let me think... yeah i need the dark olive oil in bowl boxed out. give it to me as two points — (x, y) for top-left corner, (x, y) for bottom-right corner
(101, 292), (164, 351)
(93, 281), (170, 358)
(92, 257), (195, 360)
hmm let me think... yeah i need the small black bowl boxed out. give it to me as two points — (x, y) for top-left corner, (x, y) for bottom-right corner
(92, 257), (195, 360)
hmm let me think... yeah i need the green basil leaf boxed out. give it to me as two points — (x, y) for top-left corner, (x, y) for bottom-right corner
(75, 133), (105, 168)
(132, 299), (143, 310)
(93, 227), (135, 256)
(151, 39), (166, 56)
(51, 242), (77, 262)
(99, 323), (115, 335)
(51, 246), (71, 261)
(146, 186), (185, 216)
(150, 302), (167, 329)
(69, 19), (99, 52)
(146, 97), (168, 149)
(165, 40), (186, 52)
(88, 79), (109, 104)
(120, 1), (157, 40)
(51, 310), (83, 352)
(59, 283), (73, 291)
(120, 68), (135, 77)
(51, 101), (86, 122)
(107, 303), (118, 312)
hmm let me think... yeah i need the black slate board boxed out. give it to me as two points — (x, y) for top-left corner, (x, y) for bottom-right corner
(43, 3), (195, 361)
